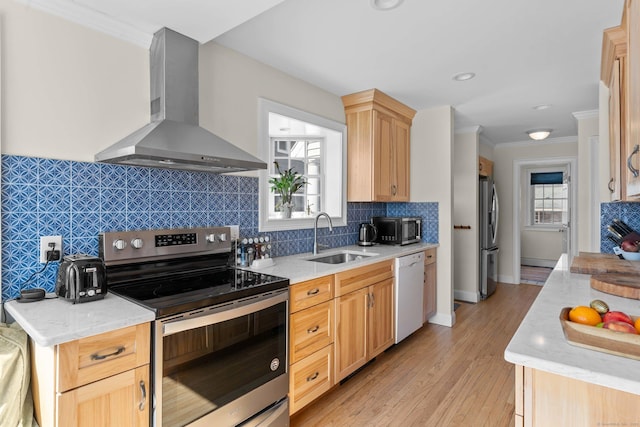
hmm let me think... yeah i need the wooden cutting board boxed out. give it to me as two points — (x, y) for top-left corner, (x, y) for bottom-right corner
(570, 252), (640, 275)
(590, 274), (640, 300)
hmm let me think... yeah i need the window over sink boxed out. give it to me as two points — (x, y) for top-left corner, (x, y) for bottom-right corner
(258, 98), (347, 232)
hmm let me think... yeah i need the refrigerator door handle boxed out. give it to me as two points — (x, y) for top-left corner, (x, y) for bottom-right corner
(492, 183), (499, 245)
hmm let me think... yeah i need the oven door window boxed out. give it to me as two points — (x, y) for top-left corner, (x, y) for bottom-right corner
(160, 301), (287, 427)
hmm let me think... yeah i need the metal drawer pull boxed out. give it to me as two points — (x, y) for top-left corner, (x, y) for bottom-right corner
(307, 325), (320, 334)
(391, 184), (397, 195)
(608, 177), (615, 193)
(307, 288), (320, 296)
(628, 144), (639, 178)
(90, 346), (125, 361)
(307, 372), (319, 382)
(139, 380), (146, 411)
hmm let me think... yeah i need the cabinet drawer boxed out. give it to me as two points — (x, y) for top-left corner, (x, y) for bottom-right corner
(290, 301), (334, 364)
(335, 260), (394, 296)
(57, 323), (150, 392)
(290, 275), (334, 313)
(289, 344), (333, 415)
(424, 248), (437, 266)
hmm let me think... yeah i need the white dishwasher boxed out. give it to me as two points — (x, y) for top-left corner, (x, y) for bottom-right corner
(395, 251), (425, 344)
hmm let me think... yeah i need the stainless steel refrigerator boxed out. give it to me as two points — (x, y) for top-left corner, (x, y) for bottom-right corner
(479, 177), (499, 299)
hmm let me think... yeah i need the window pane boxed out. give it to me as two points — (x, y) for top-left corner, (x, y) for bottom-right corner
(543, 199), (553, 210)
(534, 200), (544, 209)
(306, 196), (319, 215)
(308, 159), (321, 175)
(290, 159), (305, 175)
(534, 186), (544, 198)
(543, 185), (553, 198)
(290, 141), (306, 159)
(306, 178), (320, 195)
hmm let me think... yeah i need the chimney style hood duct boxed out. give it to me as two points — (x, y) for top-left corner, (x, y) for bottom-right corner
(95, 28), (267, 173)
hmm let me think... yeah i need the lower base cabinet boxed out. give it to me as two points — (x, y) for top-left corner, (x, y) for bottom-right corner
(289, 344), (333, 414)
(30, 323), (151, 427)
(423, 248), (437, 323)
(515, 365), (640, 426)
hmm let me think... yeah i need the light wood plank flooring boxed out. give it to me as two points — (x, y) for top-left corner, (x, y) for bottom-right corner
(291, 282), (541, 427)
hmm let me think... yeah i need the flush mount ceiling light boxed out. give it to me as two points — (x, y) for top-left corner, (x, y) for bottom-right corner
(532, 104), (552, 111)
(452, 72), (476, 82)
(526, 129), (552, 140)
(370, 0), (404, 11)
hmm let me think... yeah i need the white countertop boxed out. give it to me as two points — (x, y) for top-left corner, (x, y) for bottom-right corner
(505, 254), (640, 395)
(4, 293), (155, 347)
(245, 243), (437, 284)
(4, 243), (435, 348)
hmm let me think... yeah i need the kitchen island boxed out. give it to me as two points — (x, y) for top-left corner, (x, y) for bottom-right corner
(505, 254), (640, 425)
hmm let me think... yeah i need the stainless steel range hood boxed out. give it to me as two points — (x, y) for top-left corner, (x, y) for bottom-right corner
(95, 28), (266, 173)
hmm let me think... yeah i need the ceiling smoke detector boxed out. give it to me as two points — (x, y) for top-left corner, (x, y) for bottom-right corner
(370, 0), (404, 11)
(526, 129), (552, 141)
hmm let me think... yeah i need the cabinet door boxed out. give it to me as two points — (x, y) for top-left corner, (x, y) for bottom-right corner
(626, 0), (640, 198)
(373, 110), (396, 201)
(334, 287), (368, 383)
(424, 260), (437, 323)
(393, 120), (411, 201)
(367, 278), (395, 359)
(609, 57), (624, 201)
(58, 365), (149, 427)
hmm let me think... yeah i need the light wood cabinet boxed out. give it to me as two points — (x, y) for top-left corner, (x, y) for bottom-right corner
(342, 89), (416, 202)
(334, 260), (395, 383)
(515, 364), (640, 426)
(288, 275), (335, 415)
(478, 156), (493, 178)
(423, 248), (437, 323)
(602, 1), (640, 200)
(31, 323), (151, 427)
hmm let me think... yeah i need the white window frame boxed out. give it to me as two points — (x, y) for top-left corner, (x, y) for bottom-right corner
(525, 167), (568, 231)
(258, 98), (347, 232)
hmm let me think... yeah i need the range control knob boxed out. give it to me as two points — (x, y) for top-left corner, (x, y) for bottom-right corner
(131, 238), (144, 249)
(206, 234), (216, 243)
(218, 233), (227, 242)
(113, 239), (127, 251)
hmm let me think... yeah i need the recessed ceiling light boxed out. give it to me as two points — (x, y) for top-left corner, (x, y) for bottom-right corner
(532, 104), (552, 111)
(370, 0), (404, 11)
(452, 72), (476, 82)
(526, 129), (552, 141)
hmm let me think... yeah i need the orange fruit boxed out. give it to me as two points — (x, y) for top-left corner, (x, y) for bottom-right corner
(569, 306), (602, 326)
(635, 317), (640, 333)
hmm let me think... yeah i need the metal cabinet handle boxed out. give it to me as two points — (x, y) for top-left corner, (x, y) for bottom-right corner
(307, 288), (320, 296)
(391, 185), (397, 195)
(370, 292), (375, 307)
(306, 372), (319, 382)
(90, 346), (125, 361)
(307, 325), (320, 334)
(628, 144), (640, 178)
(139, 380), (146, 411)
(608, 177), (615, 193)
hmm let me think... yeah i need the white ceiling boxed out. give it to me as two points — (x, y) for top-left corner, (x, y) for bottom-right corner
(22, 0), (625, 145)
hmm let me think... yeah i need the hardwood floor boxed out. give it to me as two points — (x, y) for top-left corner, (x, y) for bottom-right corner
(290, 282), (541, 427)
(520, 265), (553, 285)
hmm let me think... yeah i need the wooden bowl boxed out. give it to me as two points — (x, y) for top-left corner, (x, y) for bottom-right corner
(559, 307), (640, 360)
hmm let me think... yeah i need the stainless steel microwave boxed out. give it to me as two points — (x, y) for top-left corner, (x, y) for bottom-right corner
(372, 217), (422, 245)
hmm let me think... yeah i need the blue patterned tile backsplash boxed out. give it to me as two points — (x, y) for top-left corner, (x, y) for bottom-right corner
(600, 202), (640, 253)
(1, 155), (439, 300)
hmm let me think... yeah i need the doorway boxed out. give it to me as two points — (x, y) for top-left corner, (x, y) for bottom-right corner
(512, 157), (577, 285)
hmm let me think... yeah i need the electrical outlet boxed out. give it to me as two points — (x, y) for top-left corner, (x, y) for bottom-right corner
(40, 236), (62, 263)
(227, 225), (240, 241)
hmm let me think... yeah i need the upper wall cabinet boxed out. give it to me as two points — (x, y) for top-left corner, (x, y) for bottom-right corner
(342, 89), (416, 202)
(479, 156), (494, 178)
(603, 0), (640, 200)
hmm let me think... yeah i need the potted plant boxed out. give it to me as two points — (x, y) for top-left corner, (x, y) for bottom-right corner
(269, 161), (307, 218)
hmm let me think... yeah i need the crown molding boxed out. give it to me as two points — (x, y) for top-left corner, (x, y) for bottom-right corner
(495, 135), (578, 148)
(454, 125), (483, 135)
(15, 0), (153, 48)
(572, 109), (599, 120)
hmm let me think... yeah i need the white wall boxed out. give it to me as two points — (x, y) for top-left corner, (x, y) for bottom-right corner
(574, 112), (600, 252)
(453, 129), (480, 302)
(493, 141), (579, 283)
(0, 0), (344, 161)
(411, 106), (455, 327)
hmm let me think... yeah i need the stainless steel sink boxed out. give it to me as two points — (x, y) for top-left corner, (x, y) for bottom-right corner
(305, 251), (377, 264)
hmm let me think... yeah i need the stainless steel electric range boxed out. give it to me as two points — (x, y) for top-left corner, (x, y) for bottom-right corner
(100, 227), (290, 427)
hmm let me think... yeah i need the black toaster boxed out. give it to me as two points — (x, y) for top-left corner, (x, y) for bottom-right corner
(55, 254), (107, 303)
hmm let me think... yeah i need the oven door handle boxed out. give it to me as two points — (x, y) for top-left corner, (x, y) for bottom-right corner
(161, 290), (288, 337)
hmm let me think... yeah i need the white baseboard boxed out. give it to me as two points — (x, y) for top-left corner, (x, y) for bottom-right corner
(428, 311), (456, 327)
(521, 258), (557, 268)
(499, 274), (516, 284)
(454, 289), (479, 303)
